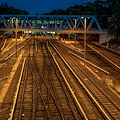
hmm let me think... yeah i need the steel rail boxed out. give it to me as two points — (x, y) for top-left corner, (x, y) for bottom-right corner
(17, 36), (30, 46)
(18, 58), (29, 120)
(29, 54), (52, 120)
(56, 41), (110, 74)
(46, 41), (72, 120)
(87, 44), (120, 71)
(57, 42), (120, 118)
(28, 40), (51, 119)
(35, 39), (38, 52)
(91, 42), (120, 56)
(46, 41), (80, 120)
(48, 41), (89, 120)
(57, 41), (84, 55)
(68, 50), (110, 75)
(49, 41), (112, 120)
(1, 38), (7, 50)
(8, 58), (26, 120)
(5, 43), (27, 60)
(0, 38), (31, 62)
(44, 42), (63, 120)
(33, 43), (66, 120)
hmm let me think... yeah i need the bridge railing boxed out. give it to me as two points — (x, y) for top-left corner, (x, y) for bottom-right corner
(0, 15), (104, 34)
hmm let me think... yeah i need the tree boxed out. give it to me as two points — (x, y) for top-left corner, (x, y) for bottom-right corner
(0, 3), (29, 15)
(107, 0), (120, 44)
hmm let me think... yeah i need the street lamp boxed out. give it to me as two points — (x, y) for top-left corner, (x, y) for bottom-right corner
(10, 17), (15, 28)
(84, 17), (86, 67)
(10, 17), (15, 38)
(11, 18), (13, 29)
(16, 18), (18, 57)
(73, 18), (78, 47)
(69, 32), (70, 41)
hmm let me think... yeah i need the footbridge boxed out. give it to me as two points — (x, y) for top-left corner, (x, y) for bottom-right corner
(0, 15), (107, 35)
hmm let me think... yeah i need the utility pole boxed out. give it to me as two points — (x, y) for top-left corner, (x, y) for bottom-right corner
(11, 18), (13, 29)
(11, 17), (15, 38)
(84, 17), (86, 67)
(16, 18), (18, 57)
(73, 19), (77, 47)
(69, 33), (70, 41)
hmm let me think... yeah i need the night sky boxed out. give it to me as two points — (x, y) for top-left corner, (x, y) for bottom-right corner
(0, 0), (91, 15)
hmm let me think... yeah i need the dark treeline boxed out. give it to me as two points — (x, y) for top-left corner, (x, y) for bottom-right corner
(0, 3), (29, 15)
(0, 1), (120, 44)
(44, 0), (120, 44)
(44, 0), (119, 16)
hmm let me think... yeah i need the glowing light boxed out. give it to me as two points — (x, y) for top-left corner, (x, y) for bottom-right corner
(24, 31), (31, 33)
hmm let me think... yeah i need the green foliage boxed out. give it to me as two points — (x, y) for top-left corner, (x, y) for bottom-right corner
(106, 0), (120, 44)
(44, 0), (120, 44)
(0, 1), (120, 44)
(0, 3), (29, 15)
(107, 16), (120, 44)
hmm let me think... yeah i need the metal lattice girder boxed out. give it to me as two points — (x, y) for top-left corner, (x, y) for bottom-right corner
(0, 15), (104, 34)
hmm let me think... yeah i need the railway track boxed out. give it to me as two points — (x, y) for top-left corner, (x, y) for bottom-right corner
(9, 39), (84, 119)
(0, 37), (31, 62)
(59, 40), (120, 86)
(91, 42), (120, 56)
(1, 35), (120, 120)
(0, 35), (11, 50)
(50, 40), (120, 119)
(84, 42), (120, 86)
(2, 37), (119, 120)
(12, 57), (33, 119)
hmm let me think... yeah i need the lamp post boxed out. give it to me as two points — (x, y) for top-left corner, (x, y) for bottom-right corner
(11, 17), (15, 38)
(73, 18), (77, 47)
(69, 32), (70, 41)
(11, 18), (13, 29)
(84, 17), (86, 67)
(16, 18), (18, 57)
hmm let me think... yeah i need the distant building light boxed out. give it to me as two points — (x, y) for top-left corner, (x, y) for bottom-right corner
(51, 32), (55, 34)
(24, 31), (31, 33)
(46, 31), (55, 34)
(41, 26), (44, 28)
